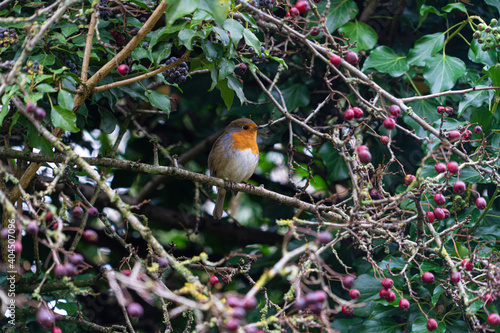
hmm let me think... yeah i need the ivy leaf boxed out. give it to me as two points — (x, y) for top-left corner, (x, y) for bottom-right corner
(36, 84), (57, 93)
(218, 58), (235, 80)
(27, 122), (54, 157)
(318, 143), (349, 181)
(243, 29), (261, 56)
(325, 0), (359, 33)
(362, 46), (408, 77)
(338, 20), (377, 51)
(281, 84), (310, 112)
(31, 54), (55, 66)
(57, 90), (74, 111)
(201, 40), (222, 62)
(227, 75), (244, 105)
(98, 109), (117, 134)
(485, 0), (500, 14)
(216, 78), (234, 109)
(458, 86), (493, 116)
(224, 19), (244, 47)
(408, 32), (445, 66)
(404, 99), (439, 137)
(198, 0), (230, 25)
(178, 29), (204, 50)
(468, 39), (497, 67)
(441, 3), (466, 13)
(165, 0), (200, 26)
(486, 64), (500, 97)
(51, 106), (79, 132)
(212, 26), (230, 46)
(423, 54), (466, 93)
(145, 90), (171, 114)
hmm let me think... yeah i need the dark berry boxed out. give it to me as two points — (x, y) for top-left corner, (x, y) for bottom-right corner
(34, 107), (46, 120)
(72, 206), (84, 217)
(386, 290), (396, 303)
(310, 27), (320, 36)
(317, 231), (333, 244)
(370, 189), (381, 200)
(462, 129), (472, 140)
(26, 102), (37, 113)
(127, 302), (144, 318)
(445, 106), (454, 115)
(450, 271), (461, 284)
(476, 197), (487, 210)
(295, 1), (310, 13)
(54, 264), (67, 278)
(345, 51), (358, 65)
(295, 297), (307, 310)
(232, 307), (246, 318)
(474, 125), (482, 133)
(433, 208), (445, 220)
(37, 308), (55, 329)
(70, 253), (84, 265)
(226, 318), (239, 331)
(461, 260), (473, 271)
(437, 106), (445, 114)
(453, 181), (466, 193)
(64, 263), (77, 277)
(242, 296), (258, 310)
(26, 221), (39, 235)
(485, 294), (494, 304)
(358, 150), (372, 164)
(87, 207), (99, 217)
(435, 162), (446, 173)
(379, 287), (389, 300)
(227, 296), (242, 308)
(433, 193), (446, 206)
(381, 136), (389, 145)
(343, 276), (356, 289)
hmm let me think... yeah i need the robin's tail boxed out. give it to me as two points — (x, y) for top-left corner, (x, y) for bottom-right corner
(213, 188), (226, 220)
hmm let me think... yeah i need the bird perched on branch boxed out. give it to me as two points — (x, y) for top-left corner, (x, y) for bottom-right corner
(208, 118), (261, 219)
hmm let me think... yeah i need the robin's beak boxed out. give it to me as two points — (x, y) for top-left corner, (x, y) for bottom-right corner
(255, 125), (263, 130)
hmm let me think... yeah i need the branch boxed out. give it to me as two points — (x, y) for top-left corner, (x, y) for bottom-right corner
(400, 86), (500, 103)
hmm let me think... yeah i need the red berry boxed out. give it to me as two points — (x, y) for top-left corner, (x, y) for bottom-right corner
(232, 306), (246, 318)
(285, 12), (290, 17)
(352, 107), (363, 119)
(450, 271), (461, 284)
(370, 188), (381, 199)
(381, 136), (389, 145)
(127, 302), (144, 318)
(433, 207), (445, 220)
(227, 296), (242, 308)
(310, 27), (320, 36)
(437, 106), (446, 114)
(427, 318), (438, 331)
(54, 264), (67, 278)
(453, 180), (466, 193)
(70, 253), (84, 265)
(485, 294), (494, 304)
(295, 297), (306, 310)
(488, 313), (500, 326)
(53, 327), (63, 333)
(87, 207), (99, 217)
(64, 263), (77, 277)
(442, 208), (450, 219)
(341, 304), (353, 316)
(426, 211), (435, 223)
(385, 290), (396, 303)
(389, 104), (401, 117)
(295, 1), (310, 13)
(447, 161), (459, 174)
(118, 64), (130, 76)
(46, 212), (53, 221)
(461, 260), (473, 271)
(313, 0), (321, 2)
(226, 318), (239, 330)
(83, 229), (98, 242)
(317, 231), (333, 244)
(399, 298), (410, 311)
(208, 275), (219, 286)
(404, 174), (416, 186)
(349, 289), (360, 299)
(289, 7), (299, 16)
(243, 296), (258, 310)
(34, 107), (46, 120)
(13, 241), (22, 255)
(462, 129), (472, 140)
(433, 193), (446, 206)
(343, 276), (356, 289)
(358, 150), (372, 164)
(308, 301), (323, 315)
(329, 54), (341, 66)
(435, 162), (446, 173)
(26, 102), (37, 113)
(344, 108), (355, 120)
(381, 278), (394, 289)
(445, 106), (454, 115)
(476, 197), (487, 210)
(422, 272), (435, 284)
(26, 221), (39, 235)
(379, 287), (390, 300)
(448, 130), (461, 142)
(72, 206), (84, 217)
(474, 125), (482, 133)
(383, 117), (396, 130)
(345, 51), (358, 65)
(356, 145), (369, 153)
(37, 308), (55, 329)
(313, 290), (327, 303)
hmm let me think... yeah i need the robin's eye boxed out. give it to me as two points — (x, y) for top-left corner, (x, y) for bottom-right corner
(243, 125), (249, 130)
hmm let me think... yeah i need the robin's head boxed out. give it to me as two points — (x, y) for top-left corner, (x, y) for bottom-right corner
(224, 118), (261, 133)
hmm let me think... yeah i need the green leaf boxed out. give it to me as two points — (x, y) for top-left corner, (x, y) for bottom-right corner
(51, 106), (79, 132)
(325, 0), (359, 33)
(486, 0), (500, 14)
(407, 32), (445, 66)
(419, 5), (443, 17)
(423, 54), (466, 93)
(224, 19), (244, 47)
(318, 143), (349, 181)
(56, 302), (78, 315)
(145, 90), (171, 114)
(468, 39), (497, 67)
(227, 75), (245, 105)
(165, 0), (200, 26)
(27, 122), (54, 157)
(61, 25), (78, 38)
(243, 29), (261, 57)
(212, 26), (230, 46)
(431, 285), (444, 305)
(30, 54), (55, 66)
(441, 3), (466, 13)
(57, 90), (74, 111)
(362, 46), (409, 77)
(98, 108), (117, 134)
(35, 84), (57, 93)
(458, 86), (493, 116)
(216, 78), (234, 109)
(281, 84), (310, 111)
(198, 0), (230, 25)
(178, 29), (204, 50)
(218, 58), (235, 80)
(338, 20), (377, 51)
(201, 40), (221, 61)
(486, 64), (500, 97)
(404, 99), (439, 137)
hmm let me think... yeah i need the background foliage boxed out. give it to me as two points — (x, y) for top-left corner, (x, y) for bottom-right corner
(2, 0), (500, 332)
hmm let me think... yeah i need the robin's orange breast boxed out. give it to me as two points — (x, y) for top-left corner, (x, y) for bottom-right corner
(230, 129), (259, 154)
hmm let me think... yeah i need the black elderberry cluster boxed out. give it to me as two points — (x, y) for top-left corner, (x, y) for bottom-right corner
(258, 0), (274, 9)
(99, 0), (112, 21)
(162, 57), (188, 84)
(249, 46), (266, 62)
(247, 0), (258, 7)
(22, 60), (39, 74)
(0, 28), (19, 48)
(64, 59), (80, 75)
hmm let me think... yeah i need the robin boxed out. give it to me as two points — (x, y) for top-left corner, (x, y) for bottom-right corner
(208, 118), (262, 219)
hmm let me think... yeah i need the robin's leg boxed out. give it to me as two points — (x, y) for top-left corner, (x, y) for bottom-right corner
(243, 181), (256, 190)
(224, 179), (238, 196)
